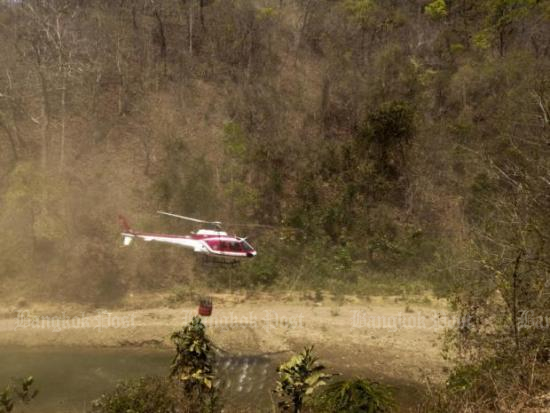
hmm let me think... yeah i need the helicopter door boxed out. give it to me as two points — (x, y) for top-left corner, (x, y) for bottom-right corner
(205, 239), (220, 251)
(218, 241), (230, 253)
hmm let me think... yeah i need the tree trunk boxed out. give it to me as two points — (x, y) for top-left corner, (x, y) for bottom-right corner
(116, 34), (124, 115)
(154, 9), (167, 76)
(294, 0), (313, 65)
(36, 68), (50, 169)
(199, 0), (205, 29)
(320, 74), (330, 132)
(188, 0), (193, 55)
(59, 71), (67, 171)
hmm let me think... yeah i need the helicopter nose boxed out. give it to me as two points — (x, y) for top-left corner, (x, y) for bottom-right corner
(247, 251), (257, 258)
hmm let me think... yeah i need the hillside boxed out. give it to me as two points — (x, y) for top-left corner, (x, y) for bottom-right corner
(1, 0), (549, 411)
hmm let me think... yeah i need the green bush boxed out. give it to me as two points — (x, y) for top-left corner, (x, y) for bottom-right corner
(0, 376), (37, 413)
(425, 0), (447, 19)
(316, 378), (395, 413)
(90, 376), (188, 413)
(170, 317), (215, 392)
(274, 346), (333, 413)
(94, 317), (219, 413)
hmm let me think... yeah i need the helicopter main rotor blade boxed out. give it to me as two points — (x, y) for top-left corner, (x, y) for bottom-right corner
(225, 222), (304, 233)
(225, 223), (276, 229)
(157, 211), (222, 226)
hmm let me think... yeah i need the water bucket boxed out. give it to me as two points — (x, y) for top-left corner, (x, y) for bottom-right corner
(198, 297), (213, 316)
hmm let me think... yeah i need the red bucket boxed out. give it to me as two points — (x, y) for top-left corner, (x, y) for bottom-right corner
(198, 297), (213, 316)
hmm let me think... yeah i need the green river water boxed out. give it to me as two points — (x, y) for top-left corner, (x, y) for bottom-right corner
(0, 346), (423, 412)
(0, 346), (277, 412)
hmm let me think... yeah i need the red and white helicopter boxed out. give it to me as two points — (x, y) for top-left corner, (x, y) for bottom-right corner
(118, 211), (257, 262)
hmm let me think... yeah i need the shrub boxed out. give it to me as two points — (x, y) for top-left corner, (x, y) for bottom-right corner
(169, 316), (216, 402)
(274, 346), (333, 413)
(90, 376), (189, 413)
(0, 377), (38, 413)
(316, 377), (395, 413)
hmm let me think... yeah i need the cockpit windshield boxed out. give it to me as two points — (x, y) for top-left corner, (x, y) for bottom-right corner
(241, 240), (254, 251)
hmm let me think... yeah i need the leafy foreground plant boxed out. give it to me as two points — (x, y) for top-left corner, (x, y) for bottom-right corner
(274, 346), (333, 413)
(315, 378), (395, 413)
(170, 316), (215, 391)
(93, 316), (218, 413)
(170, 315), (218, 411)
(0, 377), (38, 413)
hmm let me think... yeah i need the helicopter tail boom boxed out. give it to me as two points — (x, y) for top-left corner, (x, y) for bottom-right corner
(122, 233), (134, 246)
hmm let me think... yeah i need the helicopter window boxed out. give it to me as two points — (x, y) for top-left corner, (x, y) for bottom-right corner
(241, 241), (253, 251)
(228, 242), (241, 252)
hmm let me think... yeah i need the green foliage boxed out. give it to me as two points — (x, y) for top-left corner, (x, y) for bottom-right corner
(421, 359), (529, 411)
(316, 378), (395, 413)
(91, 376), (187, 413)
(449, 43), (465, 54)
(221, 121), (261, 217)
(362, 101), (414, 152)
(472, 30), (492, 50)
(274, 346), (333, 413)
(0, 391), (12, 413)
(472, 0), (540, 52)
(425, 0), (448, 19)
(488, 0), (537, 28)
(344, 0), (376, 26)
(170, 316), (215, 394)
(359, 101), (414, 180)
(224, 180), (259, 217)
(445, 364), (481, 394)
(257, 7), (276, 19)
(0, 377), (38, 413)
(241, 254), (280, 287)
(94, 320), (219, 413)
(223, 121), (247, 160)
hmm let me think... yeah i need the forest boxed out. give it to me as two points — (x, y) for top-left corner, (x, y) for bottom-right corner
(0, 0), (549, 411)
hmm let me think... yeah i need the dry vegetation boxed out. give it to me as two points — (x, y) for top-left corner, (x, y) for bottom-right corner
(1, 0), (550, 411)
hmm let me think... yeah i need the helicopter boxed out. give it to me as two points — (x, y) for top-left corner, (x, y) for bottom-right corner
(118, 211), (257, 263)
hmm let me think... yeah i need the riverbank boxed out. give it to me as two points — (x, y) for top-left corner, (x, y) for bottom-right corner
(0, 292), (450, 387)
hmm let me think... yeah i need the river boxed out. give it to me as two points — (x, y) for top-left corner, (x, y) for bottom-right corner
(0, 346), (278, 412)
